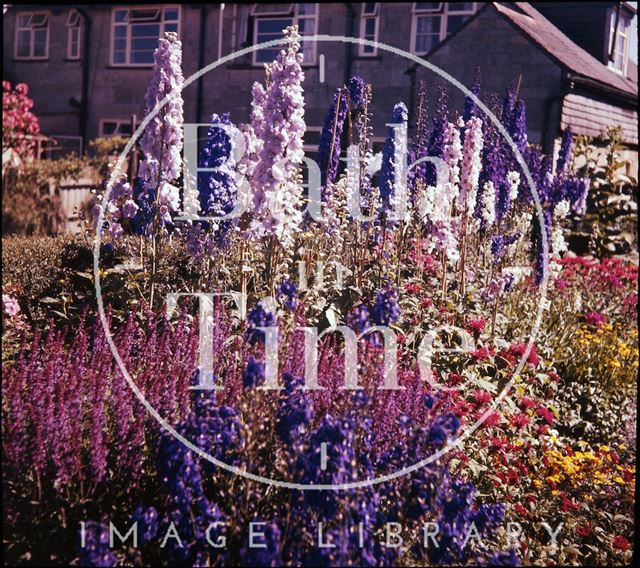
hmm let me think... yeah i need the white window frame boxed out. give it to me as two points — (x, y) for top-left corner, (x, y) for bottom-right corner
(14, 11), (50, 60)
(99, 118), (140, 137)
(359, 3), (380, 56)
(67, 10), (81, 60)
(110, 5), (180, 67)
(608, 9), (630, 75)
(411, 2), (476, 56)
(251, 3), (319, 66)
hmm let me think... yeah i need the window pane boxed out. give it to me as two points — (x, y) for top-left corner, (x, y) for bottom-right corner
(365, 18), (376, 35)
(298, 17), (315, 35)
(257, 18), (293, 35)
(131, 23), (160, 38)
(17, 30), (31, 56)
(253, 3), (293, 15)
(255, 48), (281, 63)
(115, 10), (128, 23)
(18, 14), (31, 26)
(67, 11), (80, 27)
(33, 29), (47, 56)
(363, 3), (377, 15)
(297, 3), (317, 16)
(30, 13), (48, 26)
(103, 122), (118, 135)
(132, 37), (160, 51)
(131, 50), (155, 64)
(114, 25), (127, 39)
(113, 50), (126, 64)
(165, 23), (178, 33)
(414, 3), (443, 12)
(164, 8), (179, 21)
(417, 15), (440, 34)
(114, 38), (127, 51)
(446, 15), (469, 35)
(449, 2), (474, 14)
(130, 9), (160, 22)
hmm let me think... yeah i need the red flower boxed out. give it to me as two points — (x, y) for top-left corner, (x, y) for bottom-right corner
(577, 523), (591, 538)
(466, 318), (487, 334)
(536, 406), (555, 425)
(613, 535), (630, 551)
(584, 311), (606, 329)
(473, 389), (492, 405)
(510, 413), (530, 429)
(405, 283), (421, 294)
(519, 396), (537, 410)
(514, 503), (527, 515)
(420, 297), (433, 308)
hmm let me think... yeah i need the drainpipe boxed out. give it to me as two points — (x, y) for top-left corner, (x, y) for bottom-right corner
(77, 8), (92, 152)
(196, 4), (208, 123)
(541, 71), (573, 154)
(218, 3), (225, 60)
(342, 3), (356, 86)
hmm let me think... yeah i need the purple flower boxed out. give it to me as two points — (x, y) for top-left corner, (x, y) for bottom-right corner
(276, 279), (298, 311)
(463, 67), (481, 123)
(425, 86), (449, 186)
(379, 102), (408, 217)
(78, 522), (116, 567)
(317, 88), (349, 191)
(555, 127), (573, 176)
(347, 303), (371, 334)
(243, 357), (265, 388)
(348, 75), (365, 109)
(246, 301), (276, 345)
(373, 288), (400, 326)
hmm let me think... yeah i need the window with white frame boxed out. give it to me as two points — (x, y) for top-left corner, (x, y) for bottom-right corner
(251, 4), (318, 65)
(67, 10), (81, 60)
(359, 3), (379, 56)
(608, 9), (630, 74)
(100, 119), (140, 137)
(411, 3), (476, 55)
(15, 12), (49, 60)
(111, 6), (180, 66)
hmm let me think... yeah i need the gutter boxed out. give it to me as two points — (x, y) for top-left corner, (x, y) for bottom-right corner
(77, 8), (92, 152)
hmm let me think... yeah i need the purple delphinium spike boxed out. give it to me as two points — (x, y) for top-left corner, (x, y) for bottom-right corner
(425, 86), (449, 186)
(508, 99), (528, 161)
(463, 67), (481, 123)
(317, 87), (349, 193)
(348, 75), (365, 109)
(555, 127), (573, 176)
(410, 80), (429, 192)
(195, 112), (238, 248)
(379, 103), (409, 218)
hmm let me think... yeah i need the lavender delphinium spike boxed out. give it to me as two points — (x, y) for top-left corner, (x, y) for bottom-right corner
(133, 32), (184, 236)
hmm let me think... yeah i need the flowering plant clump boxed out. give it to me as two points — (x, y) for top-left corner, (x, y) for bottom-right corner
(2, 81), (40, 160)
(2, 28), (637, 567)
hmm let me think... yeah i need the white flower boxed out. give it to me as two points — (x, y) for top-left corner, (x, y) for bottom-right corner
(554, 199), (570, 220)
(507, 170), (520, 201)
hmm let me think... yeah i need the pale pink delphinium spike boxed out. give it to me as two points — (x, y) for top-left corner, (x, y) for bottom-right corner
(250, 26), (306, 250)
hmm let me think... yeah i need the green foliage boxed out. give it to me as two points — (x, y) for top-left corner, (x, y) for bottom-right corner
(2, 155), (88, 236)
(573, 127), (638, 256)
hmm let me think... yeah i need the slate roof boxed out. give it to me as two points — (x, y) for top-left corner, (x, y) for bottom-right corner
(494, 2), (637, 98)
